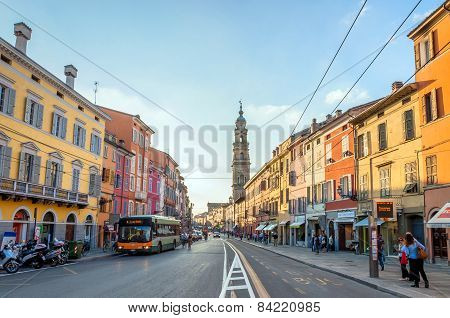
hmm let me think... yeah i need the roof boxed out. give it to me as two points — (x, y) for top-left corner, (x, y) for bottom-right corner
(350, 83), (418, 124)
(408, 1), (449, 39)
(0, 37), (110, 121)
(98, 106), (155, 134)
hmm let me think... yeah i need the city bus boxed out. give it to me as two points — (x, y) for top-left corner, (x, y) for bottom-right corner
(117, 215), (180, 254)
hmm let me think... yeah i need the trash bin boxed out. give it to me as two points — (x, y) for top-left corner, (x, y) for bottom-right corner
(68, 240), (84, 259)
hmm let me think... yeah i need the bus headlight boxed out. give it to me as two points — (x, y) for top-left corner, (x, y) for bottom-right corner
(143, 246), (150, 249)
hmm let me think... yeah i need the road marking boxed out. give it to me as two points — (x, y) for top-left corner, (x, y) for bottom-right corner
(63, 267), (78, 275)
(282, 278), (289, 283)
(295, 287), (306, 295)
(0, 283), (31, 286)
(315, 278), (327, 285)
(293, 277), (311, 284)
(272, 271), (278, 276)
(1, 270), (42, 298)
(0, 263), (76, 278)
(226, 241), (270, 298)
(222, 241), (227, 288)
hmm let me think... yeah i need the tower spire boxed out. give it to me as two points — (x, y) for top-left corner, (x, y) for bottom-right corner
(239, 100), (243, 116)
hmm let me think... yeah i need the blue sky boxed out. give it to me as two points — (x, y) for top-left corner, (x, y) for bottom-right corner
(0, 0), (442, 213)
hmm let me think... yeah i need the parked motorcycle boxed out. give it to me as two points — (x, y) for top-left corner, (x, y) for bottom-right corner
(0, 241), (20, 274)
(15, 240), (47, 269)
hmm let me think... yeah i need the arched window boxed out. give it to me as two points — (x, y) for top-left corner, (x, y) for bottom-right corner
(239, 152), (244, 160)
(84, 215), (93, 241)
(240, 135), (244, 143)
(43, 211), (55, 223)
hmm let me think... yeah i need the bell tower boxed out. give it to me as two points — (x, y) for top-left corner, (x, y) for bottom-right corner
(231, 101), (250, 201)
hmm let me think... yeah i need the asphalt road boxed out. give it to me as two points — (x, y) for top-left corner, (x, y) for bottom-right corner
(0, 237), (393, 298)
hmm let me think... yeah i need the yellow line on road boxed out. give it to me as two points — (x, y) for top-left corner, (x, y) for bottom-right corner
(228, 241), (270, 298)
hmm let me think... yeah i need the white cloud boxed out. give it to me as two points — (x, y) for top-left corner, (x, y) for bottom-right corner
(341, 1), (370, 25)
(325, 88), (370, 105)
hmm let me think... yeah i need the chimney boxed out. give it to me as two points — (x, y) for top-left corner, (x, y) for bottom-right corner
(310, 118), (318, 133)
(64, 65), (78, 89)
(335, 109), (342, 117)
(326, 114), (332, 121)
(14, 22), (32, 54)
(391, 81), (403, 92)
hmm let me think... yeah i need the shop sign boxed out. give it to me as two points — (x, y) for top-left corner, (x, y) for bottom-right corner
(371, 230), (378, 260)
(34, 224), (43, 241)
(376, 201), (394, 219)
(337, 211), (355, 219)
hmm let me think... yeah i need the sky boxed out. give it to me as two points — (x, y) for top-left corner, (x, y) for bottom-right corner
(0, 0), (442, 213)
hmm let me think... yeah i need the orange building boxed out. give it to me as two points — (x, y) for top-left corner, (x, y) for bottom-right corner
(408, 2), (449, 264)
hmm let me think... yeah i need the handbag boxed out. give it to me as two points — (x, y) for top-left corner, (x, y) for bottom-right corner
(400, 251), (408, 265)
(417, 246), (428, 260)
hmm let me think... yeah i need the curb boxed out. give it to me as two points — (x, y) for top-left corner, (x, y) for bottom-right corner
(233, 239), (412, 298)
(71, 252), (116, 263)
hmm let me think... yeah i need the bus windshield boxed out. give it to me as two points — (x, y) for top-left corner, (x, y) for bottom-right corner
(119, 225), (151, 243)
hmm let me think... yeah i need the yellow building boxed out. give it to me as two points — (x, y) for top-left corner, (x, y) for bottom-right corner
(408, 2), (450, 264)
(0, 23), (109, 245)
(351, 83), (423, 255)
(277, 137), (292, 244)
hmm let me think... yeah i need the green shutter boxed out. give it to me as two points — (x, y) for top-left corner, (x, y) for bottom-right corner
(24, 98), (31, 123)
(36, 104), (44, 129)
(18, 152), (26, 181)
(6, 88), (15, 116)
(51, 112), (57, 135)
(57, 163), (64, 188)
(81, 128), (86, 148)
(45, 160), (52, 186)
(32, 155), (41, 184)
(1, 146), (12, 178)
(61, 117), (67, 139)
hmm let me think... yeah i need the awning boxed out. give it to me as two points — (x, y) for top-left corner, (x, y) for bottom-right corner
(279, 219), (290, 226)
(427, 203), (450, 228)
(264, 223), (278, 231)
(308, 216), (319, 221)
(255, 224), (267, 231)
(335, 217), (355, 223)
(233, 225), (238, 229)
(354, 217), (385, 227)
(289, 220), (306, 228)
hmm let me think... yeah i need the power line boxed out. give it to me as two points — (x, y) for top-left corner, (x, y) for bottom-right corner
(289, 0), (368, 137)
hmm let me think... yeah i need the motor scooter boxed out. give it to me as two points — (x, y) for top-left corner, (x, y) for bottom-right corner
(0, 241), (20, 274)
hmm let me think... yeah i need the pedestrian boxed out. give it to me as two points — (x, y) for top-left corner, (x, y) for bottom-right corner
(396, 237), (409, 280)
(322, 233), (328, 252)
(377, 234), (385, 271)
(187, 232), (193, 250)
(273, 232), (278, 247)
(311, 234), (315, 252)
(264, 232), (269, 245)
(328, 235), (334, 252)
(405, 232), (429, 288)
(314, 234), (320, 254)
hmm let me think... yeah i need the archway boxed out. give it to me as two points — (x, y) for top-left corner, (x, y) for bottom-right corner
(42, 211), (55, 245)
(12, 209), (30, 243)
(65, 213), (77, 241)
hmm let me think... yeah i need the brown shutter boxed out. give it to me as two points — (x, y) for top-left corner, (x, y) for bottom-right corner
(428, 31), (434, 59)
(414, 43), (420, 70)
(421, 95), (427, 124)
(431, 88), (438, 120)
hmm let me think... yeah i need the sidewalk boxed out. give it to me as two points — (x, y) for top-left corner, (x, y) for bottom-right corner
(234, 238), (450, 298)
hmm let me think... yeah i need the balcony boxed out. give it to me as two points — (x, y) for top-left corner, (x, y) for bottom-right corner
(135, 191), (147, 200)
(0, 177), (88, 206)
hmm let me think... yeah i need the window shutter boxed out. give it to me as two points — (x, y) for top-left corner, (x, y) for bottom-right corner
(6, 88), (15, 115)
(431, 88), (438, 120)
(57, 163), (64, 188)
(428, 32), (434, 59)
(402, 112), (406, 141)
(81, 128), (86, 148)
(36, 104), (44, 129)
(110, 170), (114, 185)
(24, 98), (31, 123)
(0, 146), (12, 178)
(367, 132), (372, 155)
(414, 43), (420, 70)
(73, 124), (79, 145)
(363, 134), (368, 156)
(421, 95), (427, 124)
(51, 113), (57, 135)
(18, 151), (26, 181)
(330, 180), (335, 201)
(348, 175), (353, 196)
(89, 174), (95, 195)
(90, 133), (95, 152)
(32, 155), (41, 184)
(95, 175), (102, 197)
(61, 117), (67, 139)
(72, 169), (77, 192)
(45, 160), (52, 186)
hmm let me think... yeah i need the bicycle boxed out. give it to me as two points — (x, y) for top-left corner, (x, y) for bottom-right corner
(103, 240), (110, 253)
(81, 240), (91, 257)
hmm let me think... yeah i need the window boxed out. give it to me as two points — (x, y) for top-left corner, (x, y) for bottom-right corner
(322, 181), (334, 202)
(45, 161), (62, 188)
(426, 155), (437, 185)
(90, 133), (102, 155)
(136, 177), (141, 192)
(19, 152), (41, 184)
(423, 90), (437, 124)
(31, 75), (40, 83)
(359, 174), (368, 200)
(340, 175), (352, 197)
(125, 157), (130, 173)
(142, 178), (147, 194)
(0, 85), (15, 115)
(78, 105), (84, 112)
(357, 132), (370, 158)
(129, 175), (135, 191)
(139, 133), (144, 147)
(403, 110), (415, 141)
(88, 168), (101, 197)
(24, 98), (43, 128)
(316, 138), (320, 145)
(145, 136), (149, 150)
(148, 178), (153, 192)
(114, 173), (121, 189)
(379, 167), (390, 198)
(419, 38), (432, 67)
(73, 124), (86, 148)
(1, 54), (11, 65)
(129, 201), (134, 215)
(72, 167), (81, 192)
(132, 128), (137, 143)
(51, 112), (67, 139)
(103, 145), (108, 159)
(404, 162), (418, 193)
(131, 156), (136, 173)
(137, 154), (143, 175)
(56, 91), (64, 99)
(342, 135), (349, 157)
(325, 143), (332, 163)
(378, 123), (387, 151)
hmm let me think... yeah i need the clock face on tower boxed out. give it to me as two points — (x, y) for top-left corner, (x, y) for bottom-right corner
(232, 101), (250, 201)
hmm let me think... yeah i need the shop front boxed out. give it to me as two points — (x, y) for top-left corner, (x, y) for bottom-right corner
(326, 210), (356, 251)
(305, 213), (326, 248)
(427, 202), (450, 265)
(289, 215), (305, 246)
(279, 217), (290, 245)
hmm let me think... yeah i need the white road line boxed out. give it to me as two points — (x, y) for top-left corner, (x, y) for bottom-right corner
(222, 241), (227, 288)
(0, 263), (76, 278)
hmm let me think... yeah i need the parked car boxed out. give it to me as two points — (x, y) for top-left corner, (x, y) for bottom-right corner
(213, 231), (220, 238)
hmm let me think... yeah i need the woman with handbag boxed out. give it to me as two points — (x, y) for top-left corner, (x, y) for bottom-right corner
(405, 232), (429, 288)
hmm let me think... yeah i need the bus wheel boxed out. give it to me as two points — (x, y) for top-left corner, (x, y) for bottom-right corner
(172, 240), (176, 250)
(157, 242), (162, 254)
